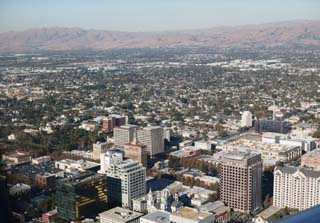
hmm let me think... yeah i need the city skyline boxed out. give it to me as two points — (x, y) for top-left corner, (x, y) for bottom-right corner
(0, 0), (320, 32)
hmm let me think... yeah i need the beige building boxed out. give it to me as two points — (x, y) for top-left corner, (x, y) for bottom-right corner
(221, 139), (301, 163)
(220, 151), (262, 213)
(137, 126), (164, 156)
(170, 207), (214, 223)
(92, 141), (113, 161)
(114, 125), (138, 147)
(274, 166), (320, 210)
(99, 207), (143, 223)
(124, 141), (147, 167)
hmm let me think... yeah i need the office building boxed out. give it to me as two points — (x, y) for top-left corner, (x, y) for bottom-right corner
(92, 141), (113, 161)
(124, 135), (147, 167)
(56, 172), (107, 223)
(99, 207), (143, 223)
(99, 149), (124, 173)
(220, 151), (262, 213)
(106, 159), (146, 209)
(103, 114), (127, 133)
(273, 166), (320, 210)
(114, 125), (138, 147)
(255, 120), (292, 134)
(170, 207), (214, 223)
(241, 111), (253, 128)
(137, 126), (164, 156)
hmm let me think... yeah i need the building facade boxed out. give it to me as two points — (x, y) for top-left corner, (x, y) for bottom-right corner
(106, 159), (146, 209)
(124, 142), (147, 167)
(241, 111), (252, 128)
(137, 126), (164, 156)
(220, 151), (262, 213)
(92, 141), (113, 161)
(273, 166), (320, 210)
(56, 172), (107, 223)
(114, 125), (138, 147)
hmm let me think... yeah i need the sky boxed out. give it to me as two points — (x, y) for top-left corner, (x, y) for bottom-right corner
(0, 0), (319, 32)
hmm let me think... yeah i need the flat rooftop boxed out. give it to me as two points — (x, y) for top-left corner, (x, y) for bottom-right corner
(171, 207), (212, 220)
(141, 211), (170, 223)
(223, 150), (258, 161)
(99, 207), (143, 223)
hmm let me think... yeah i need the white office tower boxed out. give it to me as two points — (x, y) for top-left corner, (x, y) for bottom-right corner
(106, 159), (146, 209)
(241, 111), (253, 128)
(137, 126), (164, 156)
(274, 166), (320, 210)
(92, 141), (113, 161)
(99, 149), (123, 174)
(114, 125), (138, 147)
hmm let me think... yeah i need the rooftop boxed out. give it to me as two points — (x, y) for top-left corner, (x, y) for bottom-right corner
(171, 206), (212, 220)
(223, 150), (258, 161)
(99, 207), (143, 223)
(140, 211), (170, 223)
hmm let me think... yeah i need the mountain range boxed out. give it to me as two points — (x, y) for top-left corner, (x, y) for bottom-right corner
(0, 20), (320, 53)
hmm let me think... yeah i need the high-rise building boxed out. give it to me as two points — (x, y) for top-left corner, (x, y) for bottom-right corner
(241, 111), (253, 128)
(124, 142), (147, 167)
(220, 151), (262, 213)
(56, 172), (107, 223)
(92, 141), (113, 161)
(106, 159), (146, 209)
(114, 125), (138, 147)
(103, 114), (128, 133)
(137, 126), (164, 156)
(99, 149), (124, 173)
(273, 166), (320, 210)
(99, 207), (143, 223)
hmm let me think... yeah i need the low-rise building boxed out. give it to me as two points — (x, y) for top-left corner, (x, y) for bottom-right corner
(3, 150), (32, 165)
(140, 211), (170, 223)
(32, 156), (51, 165)
(170, 207), (214, 223)
(301, 149), (320, 170)
(99, 207), (143, 223)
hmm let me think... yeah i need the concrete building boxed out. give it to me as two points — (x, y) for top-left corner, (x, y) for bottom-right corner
(262, 132), (317, 152)
(301, 149), (320, 170)
(194, 140), (212, 151)
(92, 141), (113, 161)
(106, 159), (146, 209)
(99, 207), (143, 223)
(99, 149), (124, 173)
(221, 139), (301, 165)
(114, 125), (138, 147)
(220, 151), (262, 213)
(241, 111), (252, 128)
(137, 126), (164, 156)
(140, 211), (170, 223)
(124, 141), (147, 167)
(273, 166), (320, 210)
(55, 159), (100, 172)
(170, 207), (214, 223)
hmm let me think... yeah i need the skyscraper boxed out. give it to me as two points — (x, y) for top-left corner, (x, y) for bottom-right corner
(220, 151), (262, 213)
(114, 125), (138, 147)
(56, 172), (107, 222)
(106, 159), (146, 209)
(137, 126), (164, 156)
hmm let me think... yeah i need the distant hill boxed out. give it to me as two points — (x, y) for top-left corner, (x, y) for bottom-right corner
(0, 20), (320, 53)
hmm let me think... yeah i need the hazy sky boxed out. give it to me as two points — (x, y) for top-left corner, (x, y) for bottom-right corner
(0, 0), (319, 32)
